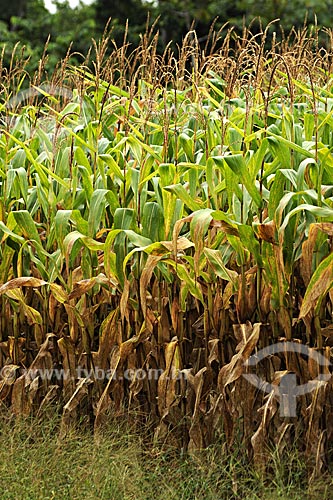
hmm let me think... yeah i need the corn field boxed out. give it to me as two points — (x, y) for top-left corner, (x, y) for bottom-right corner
(1, 24), (333, 478)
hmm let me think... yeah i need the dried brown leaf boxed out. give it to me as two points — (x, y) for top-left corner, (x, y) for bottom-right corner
(218, 323), (261, 389)
(256, 220), (277, 244)
(0, 277), (47, 295)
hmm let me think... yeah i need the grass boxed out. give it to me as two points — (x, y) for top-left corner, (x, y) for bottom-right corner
(0, 410), (332, 500)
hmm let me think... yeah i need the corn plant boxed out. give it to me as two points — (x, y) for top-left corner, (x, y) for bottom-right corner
(0, 24), (333, 479)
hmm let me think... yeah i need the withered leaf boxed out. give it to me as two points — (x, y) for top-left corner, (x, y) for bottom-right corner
(218, 323), (261, 389)
(0, 277), (47, 295)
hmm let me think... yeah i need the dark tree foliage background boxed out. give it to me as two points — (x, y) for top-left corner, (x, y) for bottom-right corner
(95, 0), (148, 44)
(0, 0), (332, 72)
(95, 0), (333, 49)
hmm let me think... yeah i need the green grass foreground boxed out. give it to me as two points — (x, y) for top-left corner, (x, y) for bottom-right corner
(0, 411), (331, 500)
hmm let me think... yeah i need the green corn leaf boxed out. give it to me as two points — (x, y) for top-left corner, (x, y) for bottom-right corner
(123, 230), (152, 248)
(203, 248), (238, 284)
(211, 156), (243, 205)
(279, 204), (333, 243)
(78, 165), (94, 202)
(163, 184), (203, 211)
(142, 202), (164, 242)
(99, 154), (124, 180)
(238, 224), (263, 267)
(4, 131), (70, 188)
(127, 135), (161, 161)
(63, 230), (104, 269)
(15, 167), (28, 204)
(104, 229), (123, 281)
(114, 208), (135, 230)
(53, 210), (72, 250)
(113, 208), (136, 287)
(179, 133), (194, 162)
(35, 174), (49, 220)
(190, 209), (213, 275)
(267, 136), (291, 168)
(88, 189), (109, 238)
(266, 129), (315, 159)
(223, 154), (262, 207)
(269, 169), (291, 219)
(0, 221), (25, 244)
(11, 210), (44, 250)
(165, 259), (204, 304)
(75, 146), (93, 173)
(158, 163), (176, 187)
(70, 210), (89, 235)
